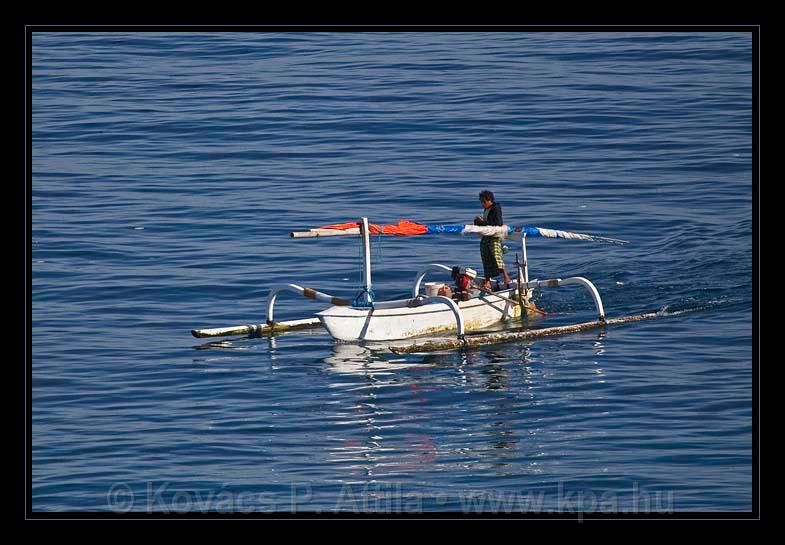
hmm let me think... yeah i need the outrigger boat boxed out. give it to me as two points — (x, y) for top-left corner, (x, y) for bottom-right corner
(192, 217), (628, 343)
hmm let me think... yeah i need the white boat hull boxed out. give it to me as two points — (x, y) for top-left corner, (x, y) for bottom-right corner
(316, 289), (522, 342)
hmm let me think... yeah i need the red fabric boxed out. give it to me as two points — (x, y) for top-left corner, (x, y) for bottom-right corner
(318, 222), (361, 231)
(318, 220), (428, 236)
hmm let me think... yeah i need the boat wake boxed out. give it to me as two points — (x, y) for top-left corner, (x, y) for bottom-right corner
(656, 296), (750, 318)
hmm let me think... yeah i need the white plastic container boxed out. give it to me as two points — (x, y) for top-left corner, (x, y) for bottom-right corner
(424, 282), (445, 297)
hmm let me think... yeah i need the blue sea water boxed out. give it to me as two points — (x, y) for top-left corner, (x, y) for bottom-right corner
(31, 31), (753, 514)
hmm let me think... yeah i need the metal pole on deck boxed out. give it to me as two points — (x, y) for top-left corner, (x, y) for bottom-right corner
(521, 233), (530, 302)
(522, 233), (529, 283)
(361, 217), (372, 297)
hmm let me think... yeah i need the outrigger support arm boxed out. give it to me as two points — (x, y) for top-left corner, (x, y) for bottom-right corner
(371, 295), (466, 339)
(266, 284), (350, 325)
(524, 277), (605, 321)
(412, 263), (453, 297)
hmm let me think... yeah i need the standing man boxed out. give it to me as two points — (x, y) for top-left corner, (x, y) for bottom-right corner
(474, 190), (513, 290)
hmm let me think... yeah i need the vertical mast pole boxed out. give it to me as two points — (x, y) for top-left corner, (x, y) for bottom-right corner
(521, 233), (530, 302)
(361, 217), (372, 295)
(522, 233), (529, 284)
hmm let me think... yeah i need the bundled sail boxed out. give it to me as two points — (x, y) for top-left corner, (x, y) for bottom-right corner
(291, 220), (628, 245)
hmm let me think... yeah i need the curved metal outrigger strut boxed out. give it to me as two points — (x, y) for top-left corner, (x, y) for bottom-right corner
(266, 284), (350, 325)
(372, 295), (466, 339)
(412, 263), (454, 297)
(524, 277), (605, 321)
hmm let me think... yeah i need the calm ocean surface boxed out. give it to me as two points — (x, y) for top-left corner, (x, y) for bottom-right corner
(31, 32), (753, 513)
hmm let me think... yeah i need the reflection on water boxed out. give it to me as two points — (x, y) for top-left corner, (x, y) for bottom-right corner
(593, 330), (607, 356)
(318, 339), (594, 481)
(189, 331), (613, 485)
(324, 343), (421, 375)
(324, 343), (433, 479)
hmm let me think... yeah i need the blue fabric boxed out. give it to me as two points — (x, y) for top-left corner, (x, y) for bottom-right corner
(423, 224), (544, 237)
(522, 226), (541, 237)
(425, 224), (464, 233)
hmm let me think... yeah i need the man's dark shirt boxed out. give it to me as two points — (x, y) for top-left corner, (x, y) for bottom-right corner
(474, 202), (503, 227)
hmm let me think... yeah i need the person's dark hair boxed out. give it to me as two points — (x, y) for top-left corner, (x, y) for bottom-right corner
(479, 190), (495, 203)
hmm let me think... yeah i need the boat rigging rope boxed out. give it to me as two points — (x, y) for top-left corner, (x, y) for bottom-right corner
(353, 286), (376, 308)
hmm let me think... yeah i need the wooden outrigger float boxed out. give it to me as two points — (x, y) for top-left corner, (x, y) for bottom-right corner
(192, 217), (632, 349)
(387, 311), (662, 354)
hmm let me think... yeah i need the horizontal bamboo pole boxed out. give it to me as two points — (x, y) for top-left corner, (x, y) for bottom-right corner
(191, 317), (322, 338)
(388, 312), (661, 354)
(290, 228), (360, 238)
